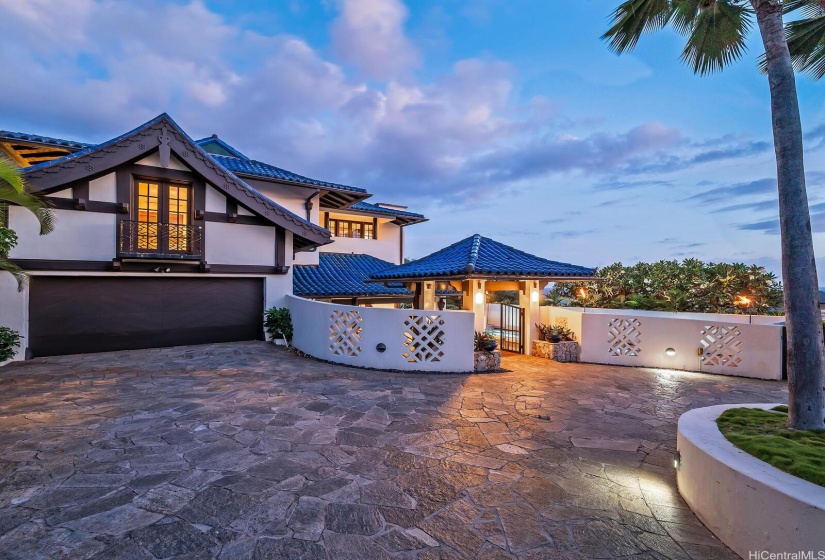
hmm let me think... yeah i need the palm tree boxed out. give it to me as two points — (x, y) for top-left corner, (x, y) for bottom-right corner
(0, 156), (54, 290)
(603, 0), (825, 430)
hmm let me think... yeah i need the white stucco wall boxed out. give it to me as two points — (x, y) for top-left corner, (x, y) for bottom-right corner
(319, 214), (403, 264)
(288, 295), (474, 372)
(89, 173), (116, 202)
(677, 404), (825, 557)
(9, 207), (116, 261)
(0, 274), (27, 363)
(244, 179), (319, 223)
(205, 184), (226, 213)
(542, 307), (784, 380)
(205, 222), (276, 266)
(136, 153), (188, 171)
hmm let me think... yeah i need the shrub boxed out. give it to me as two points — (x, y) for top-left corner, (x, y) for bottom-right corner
(0, 327), (22, 362)
(0, 227), (17, 257)
(535, 323), (576, 342)
(264, 307), (293, 342)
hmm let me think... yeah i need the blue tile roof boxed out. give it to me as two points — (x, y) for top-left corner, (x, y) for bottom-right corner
(294, 253), (412, 297)
(370, 234), (596, 280)
(211, 154), (367, 194)
(0, 130), (91, 150)
(349, 201), (426, 221)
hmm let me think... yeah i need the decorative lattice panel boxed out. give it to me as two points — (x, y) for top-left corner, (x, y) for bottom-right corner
(607, 318), (642, 356)
(700, 325), (743, 367)
(329, 310), (363, 357)
(403, 315), (446, 363)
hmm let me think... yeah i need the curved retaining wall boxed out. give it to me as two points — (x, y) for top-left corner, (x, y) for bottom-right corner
(287, 295), (475, 373)
(677, 404), (825, 557)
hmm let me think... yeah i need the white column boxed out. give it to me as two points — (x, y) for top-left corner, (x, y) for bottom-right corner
(519, 280), (541, 355)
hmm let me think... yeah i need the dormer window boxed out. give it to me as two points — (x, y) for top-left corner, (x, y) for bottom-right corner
(328, 218), (374, 240)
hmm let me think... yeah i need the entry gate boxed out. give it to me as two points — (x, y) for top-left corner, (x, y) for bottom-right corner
(499, 303), (524, 353)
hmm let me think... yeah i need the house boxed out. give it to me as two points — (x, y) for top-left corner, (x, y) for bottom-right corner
(0, 114), (425, 359)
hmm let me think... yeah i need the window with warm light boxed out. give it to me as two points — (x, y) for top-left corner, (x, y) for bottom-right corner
(134, 179), (191, 253)
(328, 219), (374, 239)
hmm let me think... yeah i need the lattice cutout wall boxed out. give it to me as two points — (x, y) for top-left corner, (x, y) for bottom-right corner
(700, 325), (743, 367)
(607, 318), (642, 356)
(329, 310), (363, 357)
(403, 315), (446, 363)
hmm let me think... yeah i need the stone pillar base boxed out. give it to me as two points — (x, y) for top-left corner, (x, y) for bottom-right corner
(532, 340), (579, 362)
(474, 350), (501, 372)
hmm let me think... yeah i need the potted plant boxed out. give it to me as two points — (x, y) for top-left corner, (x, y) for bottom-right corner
(474, 331), (498, 352)
(0, 327), (22, 362)
(536, 323), (575, 343)
(264, 307), (293, 345)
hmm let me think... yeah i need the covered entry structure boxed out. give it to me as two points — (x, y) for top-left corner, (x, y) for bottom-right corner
(370, 234), (596, 354)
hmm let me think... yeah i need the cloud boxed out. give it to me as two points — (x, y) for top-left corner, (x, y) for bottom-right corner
(330, 0), (419, 79)
(687, 178), (777, 205)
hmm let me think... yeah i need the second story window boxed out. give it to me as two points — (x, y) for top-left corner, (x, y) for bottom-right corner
(122, 178), (198, 257)
(329, 219), (374, 239)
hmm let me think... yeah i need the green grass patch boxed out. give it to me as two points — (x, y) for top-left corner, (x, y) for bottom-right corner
(716, 407), (825, 488)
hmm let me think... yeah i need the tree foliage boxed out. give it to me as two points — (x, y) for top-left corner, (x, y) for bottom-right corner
(546, 259), (783, 314)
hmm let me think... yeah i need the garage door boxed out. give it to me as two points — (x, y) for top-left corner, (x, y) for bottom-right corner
(29, 277), (264, 357)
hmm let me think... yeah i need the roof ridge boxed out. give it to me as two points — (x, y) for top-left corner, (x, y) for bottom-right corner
(466, 234), (482, 273)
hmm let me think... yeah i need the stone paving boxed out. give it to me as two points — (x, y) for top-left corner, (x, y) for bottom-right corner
(0, 342), (786, 559)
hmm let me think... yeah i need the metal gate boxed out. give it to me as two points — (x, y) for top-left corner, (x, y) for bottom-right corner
(499, 303), (524, 353)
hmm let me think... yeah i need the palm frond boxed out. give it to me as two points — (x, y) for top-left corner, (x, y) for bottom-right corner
(787, 14), (825, 79)
(671, 0), (703, 34)
(0, 184), (55, 235)
(681, 0), (752, 75)
(783, 0), (824, 18)
(602, 0), (674, 54)
(0, 156), (25, 194)
(0, 256), (27, 292)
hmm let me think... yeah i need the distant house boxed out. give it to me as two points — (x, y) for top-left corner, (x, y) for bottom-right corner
(0, 114), (425, 359)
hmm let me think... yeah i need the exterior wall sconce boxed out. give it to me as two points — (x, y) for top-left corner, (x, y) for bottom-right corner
(665, 348), (676, 356)
(153, 267), (171, 273)
(531, 291), (539, 303)
(474, 292), (483, 305)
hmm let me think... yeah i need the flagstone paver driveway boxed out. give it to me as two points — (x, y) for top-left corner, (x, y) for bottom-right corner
(0, 342), (785, 560)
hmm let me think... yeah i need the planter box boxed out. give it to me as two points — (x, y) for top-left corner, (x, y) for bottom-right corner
(532, 340), (579, 362)
(474, 350), (501, 372)
(677, 404), (825, 557)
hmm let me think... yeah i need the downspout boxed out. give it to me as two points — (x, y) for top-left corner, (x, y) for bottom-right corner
(304, 190), (320, 221)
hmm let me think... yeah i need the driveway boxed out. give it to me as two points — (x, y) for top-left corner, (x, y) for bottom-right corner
(0, 342), (784, 559)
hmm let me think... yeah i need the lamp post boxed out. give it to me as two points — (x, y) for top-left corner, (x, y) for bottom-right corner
(734, 295), (753, 324)
(578, 287), (588, 313)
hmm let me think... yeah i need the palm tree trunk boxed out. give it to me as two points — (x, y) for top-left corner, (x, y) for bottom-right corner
(752, 0), (825, 430)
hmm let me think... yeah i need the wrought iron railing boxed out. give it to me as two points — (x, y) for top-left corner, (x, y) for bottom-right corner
(118, 220), (203, 259)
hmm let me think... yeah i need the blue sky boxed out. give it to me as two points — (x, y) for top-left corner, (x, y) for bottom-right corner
(1, 0), (823, 277)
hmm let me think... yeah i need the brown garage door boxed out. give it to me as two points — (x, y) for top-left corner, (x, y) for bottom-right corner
(29, 277), (264, 357)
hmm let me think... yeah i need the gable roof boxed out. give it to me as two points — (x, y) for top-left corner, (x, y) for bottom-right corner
(21, 114), (331, 250)
(346, 201), (427, 226)
(196, 135), (249, 159)
(370, 234), (596, 281)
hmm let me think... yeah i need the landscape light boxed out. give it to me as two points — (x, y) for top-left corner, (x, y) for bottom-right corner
(673, 450), (681, 469)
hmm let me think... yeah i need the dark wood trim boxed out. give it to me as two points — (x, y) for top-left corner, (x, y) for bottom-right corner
(13, 259), (113, 271)
(72, 181), (89, 201)
(324, 212), (329, 230)
(130, 164), (196, 182)
(276, 227), (286, 268)
(399, 225), (404, 264)
(42, 198), (119, 214)
(203, 211), (268, 226)
(373, 217), (379, 240)
(208, 264), (290, 275)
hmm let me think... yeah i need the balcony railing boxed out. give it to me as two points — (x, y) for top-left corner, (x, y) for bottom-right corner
(119, 220), (203, 259)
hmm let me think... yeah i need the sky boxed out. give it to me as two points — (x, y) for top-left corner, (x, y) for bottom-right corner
(1, 0), (824, 278)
